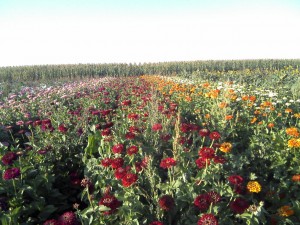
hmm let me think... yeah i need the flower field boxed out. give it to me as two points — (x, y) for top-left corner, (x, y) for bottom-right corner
(0, 72), (300, 225)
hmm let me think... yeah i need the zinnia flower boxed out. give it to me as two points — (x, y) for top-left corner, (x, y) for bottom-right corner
(219, 142), (232, 153)
(152, 123), (163, 131)
(194, 194), (211, 211)
(125, 132), (135, 140)
(160, 158), (177, 169)
(101, 158), (112, 167)
(278, 205), (294, 217)
(209, 131), (221, 140)
(199, 147), (215, 159)
(195, 157), (210, 169)
(58, 211), (78, 225)
(197, 213), (218, 225)
(246, 181), (261, 193)
(111, 158), (124, 169)
(292, 174), (300, 182)
(58, 124), (68, 133)
(43, 219), (60, 225)
(1, 152), (18, 165)
(3, 167), (21, 180)
(286, 127), (299, 137)
(114, 167), (127, 180)
(127, 145), (139, 155)
(99, 194), (122, 215)
(112, 143), (124, 154)
(288, 138), (300, 148)
(158, 195), (175, 211)
(230, 198), (249, 214)
(228, 175), (244, 185)
(199, 128), (210, 137)
(122, 173), (138, 187)
(150, 221), (164, 225)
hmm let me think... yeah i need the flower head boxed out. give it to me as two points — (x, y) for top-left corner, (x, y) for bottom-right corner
(158, 195), (175, 211)
(288, 138), (300, 148)
(1, 152), (18, 165)
(197, 214), (218, 225)
(160, 158), (177, 169)
(3, 167), (21, 180)
(122, 173), (138, 187)
(99, 194), (122, 215)
(58, 211), (78, 225)
(230, 198), (249, 214)
(112, 143), (124, 154)
(219, 142), (232, 153)
(247, 181), (261, 193)
(278, 205), (294, 217)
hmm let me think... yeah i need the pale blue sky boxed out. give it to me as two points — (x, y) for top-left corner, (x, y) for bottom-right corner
(0, 0), (299, 66)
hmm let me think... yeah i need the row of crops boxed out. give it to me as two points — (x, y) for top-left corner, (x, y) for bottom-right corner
(0, 63), (300, 224)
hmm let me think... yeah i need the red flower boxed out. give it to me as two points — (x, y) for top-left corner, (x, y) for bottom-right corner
(160, 158), (177, 169)
(101, 128), (111, 136)
(114, 167), (127, 180)
(111, 158), (124, 169)
(152, 123), (163, 131)
(197, 214), (218, 225)
(195, 157), (210, 169)
(121, 100), (131, 106)
(207, 191), (221, 204)
(43, 219), (60, 225)
(128, 113), (139, 120)
(158, 195), (175, 211)
(228, 175), (244, 185)
(3, 167), (20, 180)
(150, 221), (164, 225)
(209, 131), (221, 140)
(127, 145), (139, 156)
(112, 143), (124, 154)
(58, 124), (68, 133)
(199, 128), (210, 137)
(161, 133), (172, 142)
(194, 194), (210, 211)
(125, 132), (135, 140)
(180, 123), (191, 133)
(199, 147), (215, 159)
(122, 173), (138, 187)
(99, 194), (122, 215)
(101, 158), (112, 167)
(58, 211), (79, 225)
(213, 156), (226, 164)
(129, 126), (140, 134)
(230, 198), (249, 214)
(1, 152), (18, 165)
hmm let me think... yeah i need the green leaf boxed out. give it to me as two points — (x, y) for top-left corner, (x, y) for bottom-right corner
(38, 205), (57, 221)
(84, 135), (97, 157)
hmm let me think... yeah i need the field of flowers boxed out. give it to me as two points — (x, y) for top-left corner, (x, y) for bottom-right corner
(0, 73), (300, 225)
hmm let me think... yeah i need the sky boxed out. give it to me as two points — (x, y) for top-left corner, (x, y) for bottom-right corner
(0, 0), (300, 67)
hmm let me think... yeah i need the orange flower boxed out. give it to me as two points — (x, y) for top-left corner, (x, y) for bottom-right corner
(286, 127), (299, 137)
(278, 206), (294, 217)
(205, 114), (211, 119)
(225, 115), (233, 120)
(250, 117), (257, 124)
(219, 142), (232, 153)
(242, 95), (249, 101)
(293, 113), (300, 118)
(267, 123), (275, 128)
(288, 138), (300, 148)
(292, 175), (300, 182)
(249, 96), (256, 102)
(218, 102), (227, 109)
(285, 108), (293, 113)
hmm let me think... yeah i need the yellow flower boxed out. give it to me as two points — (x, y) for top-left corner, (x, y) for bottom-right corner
(288, 138), (300, 148)
(219, 142), (232, 153)
(247, 181), (262, 193)
(278, 205), (294, 217)
(286, 127), (299, 137)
